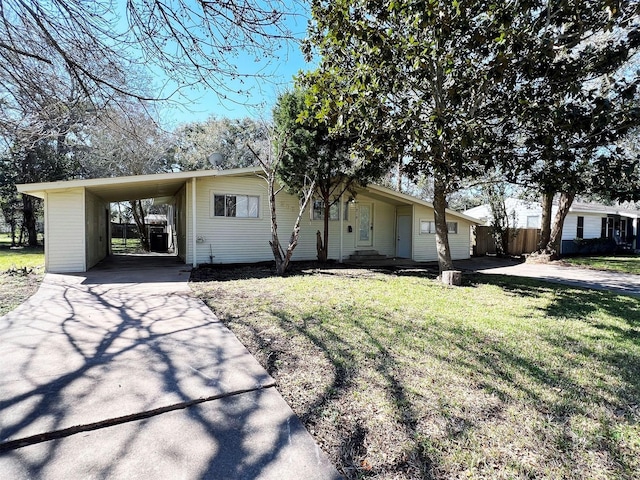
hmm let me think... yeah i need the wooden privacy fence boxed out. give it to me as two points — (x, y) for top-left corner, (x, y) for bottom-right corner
(473, 226), (541, 256)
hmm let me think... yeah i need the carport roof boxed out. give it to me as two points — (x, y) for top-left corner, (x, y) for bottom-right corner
(16, 167), (258, 202)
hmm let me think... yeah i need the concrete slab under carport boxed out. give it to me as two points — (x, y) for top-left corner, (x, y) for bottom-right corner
(0, 255), (341, 479)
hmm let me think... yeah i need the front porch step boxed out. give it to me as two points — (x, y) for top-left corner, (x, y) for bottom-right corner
(348, 250), (388, 262)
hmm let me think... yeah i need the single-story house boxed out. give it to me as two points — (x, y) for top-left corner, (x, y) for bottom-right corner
(17, 167), (479, 273)
(464, 198), (639, 253)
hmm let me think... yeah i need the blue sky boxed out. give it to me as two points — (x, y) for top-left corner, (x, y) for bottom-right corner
(148, 2), (314, 127)
(160, 44), (312, 127)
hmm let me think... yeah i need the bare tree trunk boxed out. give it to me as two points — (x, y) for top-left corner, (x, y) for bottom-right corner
(250, 140), (316, 276)
(486, 184), (509, 256)
(130, 199), (149, 251)
(266, 176), (285, 273)
(266, 171), (315, 275)
(433, 175), (453, 273)
(538, 191), (553, 251)
(22, 195), (38, 246)
(316, 194), (330, 262)
(546, 191), (575, 258)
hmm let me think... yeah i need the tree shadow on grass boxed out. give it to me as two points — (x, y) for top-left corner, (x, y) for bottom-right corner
(461, 274), (640, 472)
(253, 308), (436, 479)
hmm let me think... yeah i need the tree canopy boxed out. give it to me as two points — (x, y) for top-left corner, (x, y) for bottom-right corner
(273, 88), (387, 261)
(302, 0), (640, 268)
(302, 0), (528, 271)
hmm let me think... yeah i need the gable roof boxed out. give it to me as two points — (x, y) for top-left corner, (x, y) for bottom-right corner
(363, 184), (481, 223)
(17, 167), (480, 223)
(464, 197), (640, 221)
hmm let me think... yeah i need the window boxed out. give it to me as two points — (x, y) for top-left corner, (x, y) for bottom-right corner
(526, 215), (540, 228)
(601, 217), (614, 238)
(576, 216), (584, 239)
(312, 199), (340, 221)
(213, 194), (259, 218)
(420, 221), (457, 234)
(420, 220), (436, 234)
(620, 219), (627, 242)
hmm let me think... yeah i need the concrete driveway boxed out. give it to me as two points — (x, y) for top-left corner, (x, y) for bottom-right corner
(454, 256), (640, 298)
(0, 256), (340, 479)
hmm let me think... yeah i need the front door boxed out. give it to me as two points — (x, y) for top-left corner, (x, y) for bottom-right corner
(357, 203), (373, 247)
(396, 215), (412, 258)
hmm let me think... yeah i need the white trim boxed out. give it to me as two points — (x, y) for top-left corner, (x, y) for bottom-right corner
(339, 195), (344, 263)
(16, 170), (218, 196)
(81, 188), (87, 272)
(192, 177), (197, 268)
(44, 192), (50, 272)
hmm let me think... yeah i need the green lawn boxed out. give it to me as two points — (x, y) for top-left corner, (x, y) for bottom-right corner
(191, 265), (640, 480)
(565, 256), (640, 275)
(0, 232), (44, 271)
(0, 235), (44, 315)
(111, 236), (145, 254)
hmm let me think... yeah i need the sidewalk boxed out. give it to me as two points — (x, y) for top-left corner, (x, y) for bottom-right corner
(0, 257), (341, 479)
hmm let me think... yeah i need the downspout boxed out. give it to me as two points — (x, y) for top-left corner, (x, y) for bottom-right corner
(191, 177), (197, 268)
(339, 194), (344, 263)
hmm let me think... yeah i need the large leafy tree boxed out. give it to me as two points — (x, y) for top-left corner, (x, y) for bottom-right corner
(302, 1), (524, 272)
(303, 0), (640, 269)
(493, 2), (640, 257)
(0, 140), (78, 246)
(273, 88), (386, 262)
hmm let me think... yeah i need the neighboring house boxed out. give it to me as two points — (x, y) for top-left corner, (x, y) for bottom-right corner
(464, 198), (640, 254)
(464, 198), (547, 229)
(17, 167), (479, 273)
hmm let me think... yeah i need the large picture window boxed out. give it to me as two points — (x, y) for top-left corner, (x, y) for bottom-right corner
(213, 194), (259, 218)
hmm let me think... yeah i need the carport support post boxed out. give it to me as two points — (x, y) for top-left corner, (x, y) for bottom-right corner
(339, 195), (344, 263)
(192, 177), (197, 268)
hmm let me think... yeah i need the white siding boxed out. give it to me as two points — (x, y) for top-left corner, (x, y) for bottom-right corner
(372, 201), (396, 256)
(185, 175), (472, 265)
(188, 177), (416, 264)
(45, 188), (86, 273)
(583, 215), (605, 239)
(85, 190), (108, 269)
(562, 213), (604, 241)
(191, 176), (273, 264)
(412, 205), (472, 261)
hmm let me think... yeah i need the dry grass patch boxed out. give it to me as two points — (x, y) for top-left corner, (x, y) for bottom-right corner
(0, 268), (43, 316)
(0, 243), (44, 315)
(191, 264), (640, 480)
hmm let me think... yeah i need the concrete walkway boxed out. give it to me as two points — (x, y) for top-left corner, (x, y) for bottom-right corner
(454, 256), (640, 298)
(0, 256), (341, 479)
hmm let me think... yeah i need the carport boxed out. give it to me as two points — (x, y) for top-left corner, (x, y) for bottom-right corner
(17, 170), (215, 273)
